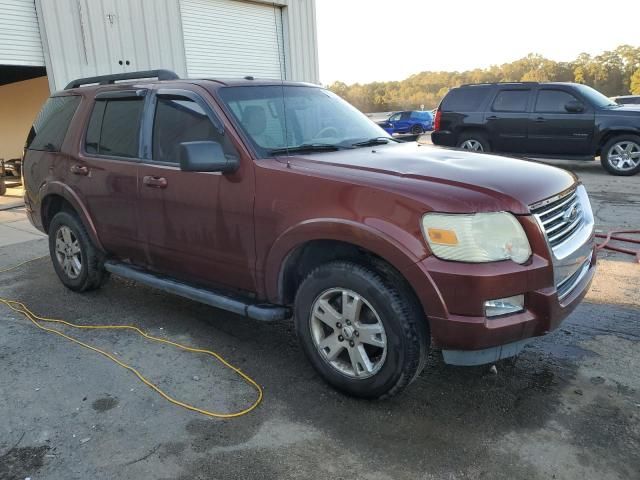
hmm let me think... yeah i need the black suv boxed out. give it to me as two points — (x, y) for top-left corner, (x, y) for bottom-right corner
(432, 82), (640, 176)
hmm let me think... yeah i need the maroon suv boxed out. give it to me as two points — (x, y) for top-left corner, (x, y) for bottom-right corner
(23, 70), (596, 398)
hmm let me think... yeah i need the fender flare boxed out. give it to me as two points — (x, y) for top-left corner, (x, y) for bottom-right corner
(39, 181), (105, 252)
(263, 218), (429, 303)
(596, 127), (640, 148)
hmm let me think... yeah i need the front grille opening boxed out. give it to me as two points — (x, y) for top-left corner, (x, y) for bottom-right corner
(531, 189), (584, 249)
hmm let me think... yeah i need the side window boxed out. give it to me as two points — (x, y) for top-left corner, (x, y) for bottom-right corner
(389, 113), (401, 122)
(535, 90), (580, 113)
(152, 95), (238, 163)
(85, 97), (144, 158)
(26, 95), (81, 151)
(400, 112), (411, 120)
(441, 86), (492, 112)
(492, 90), (530, 112)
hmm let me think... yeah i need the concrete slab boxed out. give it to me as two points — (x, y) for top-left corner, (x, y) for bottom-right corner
(0, 223), (44, 247)
(0, 185), (25, 210)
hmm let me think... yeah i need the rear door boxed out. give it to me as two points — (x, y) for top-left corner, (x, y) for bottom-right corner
(527, 87), (595, 156)
(393, 112), (412, 133)
(73, 90), (145, 262)
(485, 88), (532, 153)
(136, 86), (257, 291)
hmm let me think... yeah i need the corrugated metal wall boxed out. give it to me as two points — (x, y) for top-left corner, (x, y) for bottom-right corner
(281, 0), (319, 84)
(35, 0), (319, 91)
(0, 0), (44, 66)
(36, 0), (187, 91)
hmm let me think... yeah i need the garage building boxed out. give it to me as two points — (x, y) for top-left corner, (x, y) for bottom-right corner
(0, 0), (319, 162)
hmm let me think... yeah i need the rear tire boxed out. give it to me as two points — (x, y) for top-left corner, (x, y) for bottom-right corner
(294, 261), (429, 399)
(457, 132), (490, 152)
(601, 134), (640, 176)
(48, 211), (109, 292)
(411, 124), (424, 135)
(0, 179), (6, 196)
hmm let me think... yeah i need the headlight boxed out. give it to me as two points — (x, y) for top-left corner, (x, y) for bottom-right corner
(421, 212), (532, 264)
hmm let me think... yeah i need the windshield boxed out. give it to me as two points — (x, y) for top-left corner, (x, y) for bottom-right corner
(573, 84), (619, 108)
(219, 85), (390, 157)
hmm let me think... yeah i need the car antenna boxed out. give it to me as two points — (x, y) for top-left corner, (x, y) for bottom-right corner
(273, 4), (290, 161)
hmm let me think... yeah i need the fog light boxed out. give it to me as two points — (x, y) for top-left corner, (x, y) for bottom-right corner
(485, 295), (524, 317)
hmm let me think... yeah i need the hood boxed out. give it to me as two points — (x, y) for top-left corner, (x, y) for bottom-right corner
(286, 143), (577, 214)
(602, 104), (640, 115)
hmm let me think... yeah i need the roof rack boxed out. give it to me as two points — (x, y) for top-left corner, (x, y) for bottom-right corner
(459, 81), (539, 87)
(64, 69), (179, 90)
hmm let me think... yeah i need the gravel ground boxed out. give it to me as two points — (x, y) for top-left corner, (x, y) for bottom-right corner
(0, 153), (638, 480)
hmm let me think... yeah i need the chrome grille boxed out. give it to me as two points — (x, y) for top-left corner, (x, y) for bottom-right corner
(530, 188), (584, 249)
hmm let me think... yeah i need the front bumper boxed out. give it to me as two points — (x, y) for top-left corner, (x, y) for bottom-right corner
(401, 209), (596, 365)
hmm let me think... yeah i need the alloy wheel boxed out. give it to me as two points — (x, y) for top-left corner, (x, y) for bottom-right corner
(608, 141), (640, 172)
(55, 226), (82, 279)
(309, 288), (387, 379)
(460, 139), (484, 152)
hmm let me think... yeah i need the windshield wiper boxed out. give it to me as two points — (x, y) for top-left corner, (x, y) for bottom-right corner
(351, 137), (400, 147)
(268, 144), (348, 155)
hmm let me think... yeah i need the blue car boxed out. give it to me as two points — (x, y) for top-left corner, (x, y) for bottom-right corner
(379, 110), (433, 135)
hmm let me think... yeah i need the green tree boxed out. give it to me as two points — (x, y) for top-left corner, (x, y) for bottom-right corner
(631, 69), (640, 94)
(327, 45), (640, 112)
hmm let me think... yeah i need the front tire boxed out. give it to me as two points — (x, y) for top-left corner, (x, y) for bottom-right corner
(601, 135), (640, 176)
(457, 132), (490, 152)
(48, 211), (109, 292)
(294, 261), (428, 399)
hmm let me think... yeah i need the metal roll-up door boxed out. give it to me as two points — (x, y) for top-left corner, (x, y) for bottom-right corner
(0, 0), (44, 66)
(180, 0), (286, 80)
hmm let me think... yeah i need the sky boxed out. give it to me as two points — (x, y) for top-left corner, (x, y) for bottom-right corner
(315, 0), (640, 85)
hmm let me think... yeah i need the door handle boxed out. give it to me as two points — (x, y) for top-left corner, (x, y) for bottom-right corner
(534, 117), (546, 123)
(486, 115), (498, 120)
(70, 164), (89, 176)
(143, 175), (168, 189)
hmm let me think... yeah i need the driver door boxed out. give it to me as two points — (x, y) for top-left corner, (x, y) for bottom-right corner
(136, 86), (257, 291)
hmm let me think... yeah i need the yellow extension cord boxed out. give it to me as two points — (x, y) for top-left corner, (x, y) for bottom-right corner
(0, 256), (263, 419)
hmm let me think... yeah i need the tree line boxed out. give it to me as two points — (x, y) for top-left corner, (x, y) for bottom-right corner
(328, 45), (640, 113)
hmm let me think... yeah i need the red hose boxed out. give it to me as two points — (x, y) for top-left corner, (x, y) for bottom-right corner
(595, 230), (640, 263)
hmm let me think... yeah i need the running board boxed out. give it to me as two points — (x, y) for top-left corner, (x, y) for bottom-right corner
(104, 261), (291, 322)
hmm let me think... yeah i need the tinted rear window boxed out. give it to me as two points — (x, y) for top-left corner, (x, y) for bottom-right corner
(441, 86), (491, 112)
(26, 96), (81, 151)
(492, 90), (530, 112)
(85, 98), (144, 158)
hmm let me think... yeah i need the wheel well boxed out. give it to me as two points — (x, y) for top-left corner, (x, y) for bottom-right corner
(279, 240), (425, 317)
(597, 130), (640, 157)
(41, 194), (75, 233)
(456, 127), (489, 145)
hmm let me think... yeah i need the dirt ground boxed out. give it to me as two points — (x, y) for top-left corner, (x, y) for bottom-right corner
(0, 154), (638, 480)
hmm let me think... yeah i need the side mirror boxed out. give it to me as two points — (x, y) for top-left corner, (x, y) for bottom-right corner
(179, 141), (239, 173)
(565, 100), (585, 113)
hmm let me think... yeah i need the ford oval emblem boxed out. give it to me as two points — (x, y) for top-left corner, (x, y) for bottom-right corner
(563, 204), (580, 223)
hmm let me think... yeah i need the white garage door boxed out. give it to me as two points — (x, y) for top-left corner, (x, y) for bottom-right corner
(0, 0), (44, 66)
(180, 0), (285, 80)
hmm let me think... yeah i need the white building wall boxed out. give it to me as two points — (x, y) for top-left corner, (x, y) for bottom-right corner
(35, 0), (319, 91)
(0, 0), (44, 66)
(36, 0), (187, 91)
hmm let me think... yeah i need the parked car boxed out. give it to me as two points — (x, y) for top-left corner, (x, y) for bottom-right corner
(432, 82), (640, 176)
(379, 110), (433, 135)
(4, 158), (22, 179)
(611, 95), (640, 106)
(24, 70), (596, 399)
(0, 160), (6, 196)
